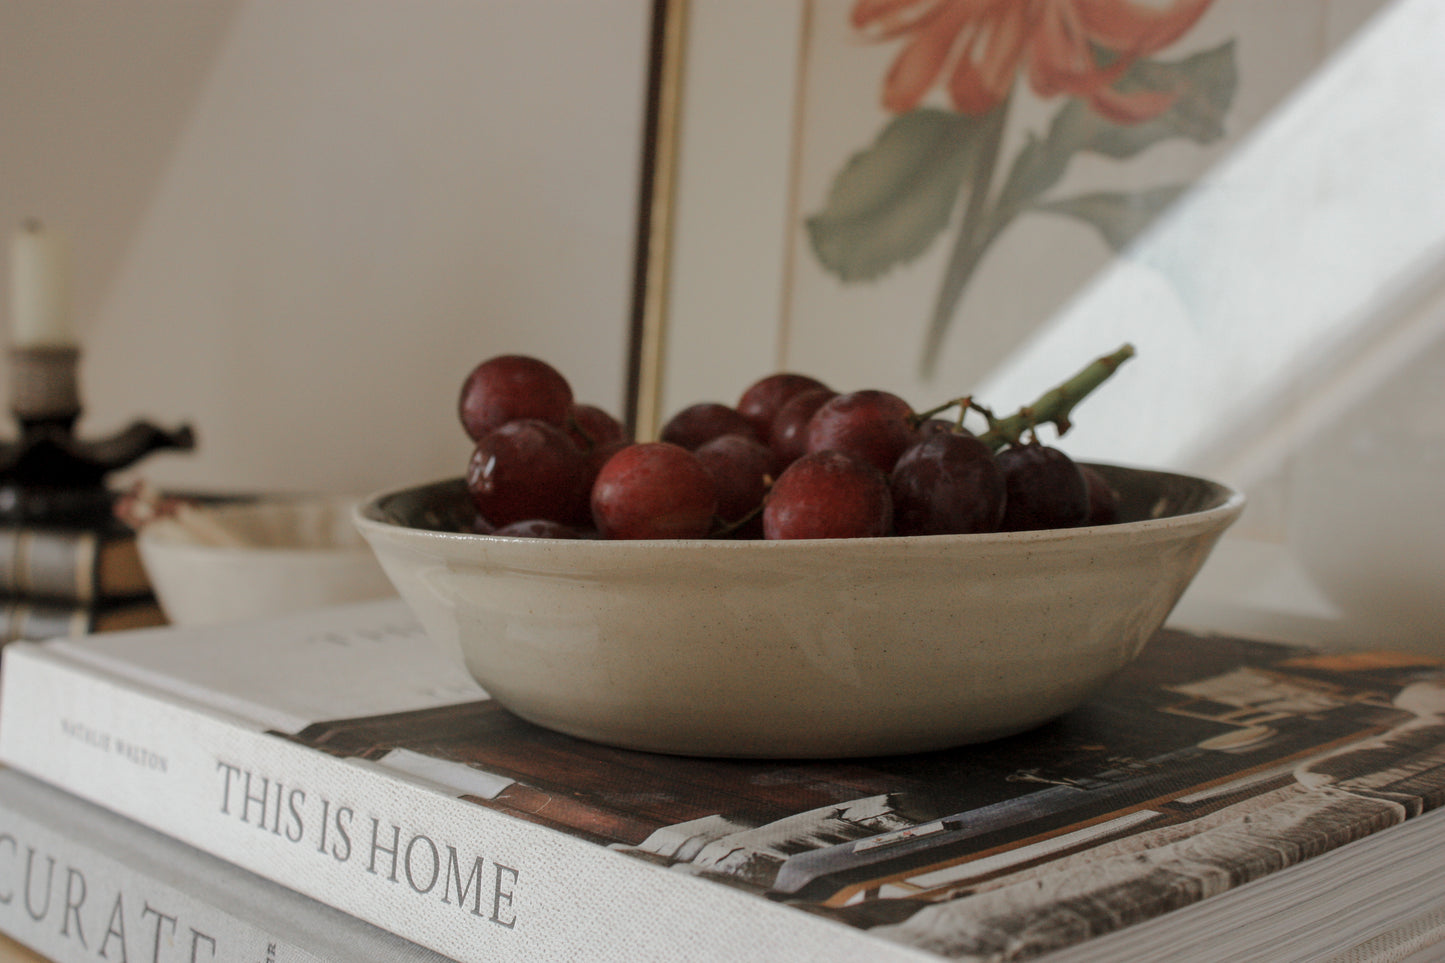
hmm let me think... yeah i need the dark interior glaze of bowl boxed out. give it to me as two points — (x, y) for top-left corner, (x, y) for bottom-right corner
(371, 477), (476, 532)
(1088, 463), (1236, 524)
(363, 463), (1234, 539)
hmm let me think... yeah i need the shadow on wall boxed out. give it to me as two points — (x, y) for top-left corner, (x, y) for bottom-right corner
(0, 0), (243, 342)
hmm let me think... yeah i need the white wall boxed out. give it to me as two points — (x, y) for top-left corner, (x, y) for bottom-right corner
(4, 0), (1442, 654)
(0, 0), (652, 496)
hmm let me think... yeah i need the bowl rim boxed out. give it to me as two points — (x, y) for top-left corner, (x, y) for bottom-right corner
(353, 461), (1245, 552)
(139, 494), (375, 557)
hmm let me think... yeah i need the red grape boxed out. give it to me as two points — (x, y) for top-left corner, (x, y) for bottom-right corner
(459, 355), (574, 441)
(694, 433), (776, 536)
(769, 387), (837, 468)
(763, 450), (892, 540)
(736, 373), (830, 443)
(997, 443), (1089, 531)
(890, 432), (1005, 536)
(659, 402), (758, 450)
(591, 442), (718, 539)
(566, 402), (626, 451)
(805, 389), (918, 475)
(465, 419), (587, 527)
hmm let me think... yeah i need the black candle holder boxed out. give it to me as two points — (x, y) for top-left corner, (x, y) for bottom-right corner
(0, 346), (194, 526)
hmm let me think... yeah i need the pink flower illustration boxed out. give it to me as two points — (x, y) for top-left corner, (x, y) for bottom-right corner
(853, 0), (1214, 123)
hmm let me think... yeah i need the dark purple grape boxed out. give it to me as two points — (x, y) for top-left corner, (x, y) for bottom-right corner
(458, 355), (573, 441)
(996, 443), (1089, 531)
(566, 403), (626, 451)
(1080, 464), (1121, 526)
(769, 387), (837, 468)
(763, 450), (892, 540)
(805, 389), (918, 475)
(695, 433), (776, 536)
(579, 438), (631, 506)
(465, 419), (587, 527)
(591, 442), (718, 539)
(659, 402), (759, 450)
(890, 432), (1005, 536)
(736, 373), (831, 443)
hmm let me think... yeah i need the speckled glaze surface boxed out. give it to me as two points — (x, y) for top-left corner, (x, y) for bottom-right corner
(354, 464), (1243, 758)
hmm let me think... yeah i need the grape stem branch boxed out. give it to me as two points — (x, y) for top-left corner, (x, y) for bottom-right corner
(912, 343), (1135, 449)
(977, 343), (1135, 451)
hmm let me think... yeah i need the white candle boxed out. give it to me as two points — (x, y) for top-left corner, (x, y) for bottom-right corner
(10, 219), (75, 348)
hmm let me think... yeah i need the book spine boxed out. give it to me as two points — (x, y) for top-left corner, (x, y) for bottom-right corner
(0, 599), (89, 645)
(0, 783), (335, 963)
(0, 599), (166, 645)
(0, 645), (905, 963)
(0, 527), (101, 604)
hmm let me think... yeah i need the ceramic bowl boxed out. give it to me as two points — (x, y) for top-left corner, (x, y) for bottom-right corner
(139, 495), (397, 626)
(354, 465), (1243, 758)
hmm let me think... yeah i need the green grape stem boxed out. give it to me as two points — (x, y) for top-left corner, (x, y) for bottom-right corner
(976, 343), (1135, 451)
(912, 395), (973, 427)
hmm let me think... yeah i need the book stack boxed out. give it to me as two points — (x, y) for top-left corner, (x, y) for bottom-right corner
(2, 599), (1445, 961)
(0, 516), (164, 647)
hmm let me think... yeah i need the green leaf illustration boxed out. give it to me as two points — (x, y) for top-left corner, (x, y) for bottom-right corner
(1069, 41), (1238, 156)
(994, 41), (1237, 226)
(919, 40), (1238, 375)
(807, 108), (986, 282)
(1033, 185), (1191, 252)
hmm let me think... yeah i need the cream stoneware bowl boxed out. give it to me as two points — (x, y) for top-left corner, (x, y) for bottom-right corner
(354, 464), (1243, 759)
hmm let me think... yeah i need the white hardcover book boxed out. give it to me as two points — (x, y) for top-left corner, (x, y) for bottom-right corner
(0, 768), (451, 963)
(4, 599), (1445, 962)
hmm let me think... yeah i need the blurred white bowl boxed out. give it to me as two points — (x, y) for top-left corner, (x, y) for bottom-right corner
(139, 495), (396, 626)
(355, 465), (1243, 759)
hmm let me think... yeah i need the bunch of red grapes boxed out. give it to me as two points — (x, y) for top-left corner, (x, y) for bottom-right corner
(457, 354), (1120, 541)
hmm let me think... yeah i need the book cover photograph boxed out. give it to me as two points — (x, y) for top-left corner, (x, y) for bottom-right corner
(281, 629), (1445, 961)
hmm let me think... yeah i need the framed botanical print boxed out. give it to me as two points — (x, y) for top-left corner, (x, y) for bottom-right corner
(628, 0), (1441, 488)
